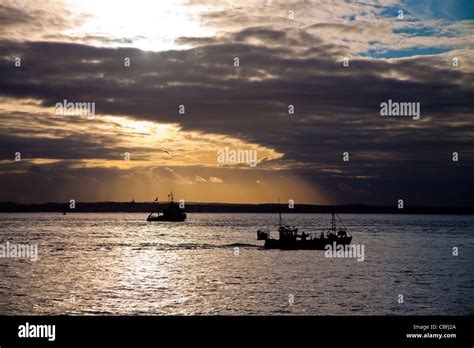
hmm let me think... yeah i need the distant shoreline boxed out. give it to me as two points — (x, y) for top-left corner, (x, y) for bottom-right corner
(0, 202), (473, 215)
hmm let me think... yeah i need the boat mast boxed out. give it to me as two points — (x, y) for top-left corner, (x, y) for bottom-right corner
(278, 197), (281, 227)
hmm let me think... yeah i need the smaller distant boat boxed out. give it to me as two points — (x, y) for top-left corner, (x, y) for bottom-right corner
(147, 191), (186, 222)
(257, 201), (352, 250)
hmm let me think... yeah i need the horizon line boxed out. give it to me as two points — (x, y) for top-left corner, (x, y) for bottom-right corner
(1, 201), (474, 209)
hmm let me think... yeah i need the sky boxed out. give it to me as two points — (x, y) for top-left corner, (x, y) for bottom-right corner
(0, 0), (473, 205)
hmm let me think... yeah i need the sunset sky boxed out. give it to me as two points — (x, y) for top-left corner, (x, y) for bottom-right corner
(0, 0), (473, 205)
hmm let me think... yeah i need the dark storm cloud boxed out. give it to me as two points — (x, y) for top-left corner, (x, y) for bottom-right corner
(0, 23), (473, 204)
(0, 131), (129, 161)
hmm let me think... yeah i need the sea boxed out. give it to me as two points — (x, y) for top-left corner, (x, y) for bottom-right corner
(0, 213), (472, 315)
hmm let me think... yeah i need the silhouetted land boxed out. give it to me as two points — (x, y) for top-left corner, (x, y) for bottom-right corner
(0, 202), (473, 214)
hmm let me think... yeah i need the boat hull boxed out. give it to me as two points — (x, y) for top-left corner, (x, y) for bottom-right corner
(264, 236), (352, 250)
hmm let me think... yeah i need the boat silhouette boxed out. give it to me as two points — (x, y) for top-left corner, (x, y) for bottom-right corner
(147, 191), (186, 222)
(257, 201), (352, 250)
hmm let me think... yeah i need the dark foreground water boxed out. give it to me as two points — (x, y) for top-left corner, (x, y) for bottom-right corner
(0, 213), (472, 315)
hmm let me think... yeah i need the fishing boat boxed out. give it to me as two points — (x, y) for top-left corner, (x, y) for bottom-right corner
(256, 203), (352, 250)
(147, 191), (186, 222)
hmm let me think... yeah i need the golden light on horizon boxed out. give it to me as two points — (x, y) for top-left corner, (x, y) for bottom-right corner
(0, 96), (327, 204)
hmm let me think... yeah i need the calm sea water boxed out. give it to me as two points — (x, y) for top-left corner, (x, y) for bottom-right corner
(0, 213), (472, 315)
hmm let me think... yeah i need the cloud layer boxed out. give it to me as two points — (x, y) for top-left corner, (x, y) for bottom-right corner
(0, 0), (473, 205)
